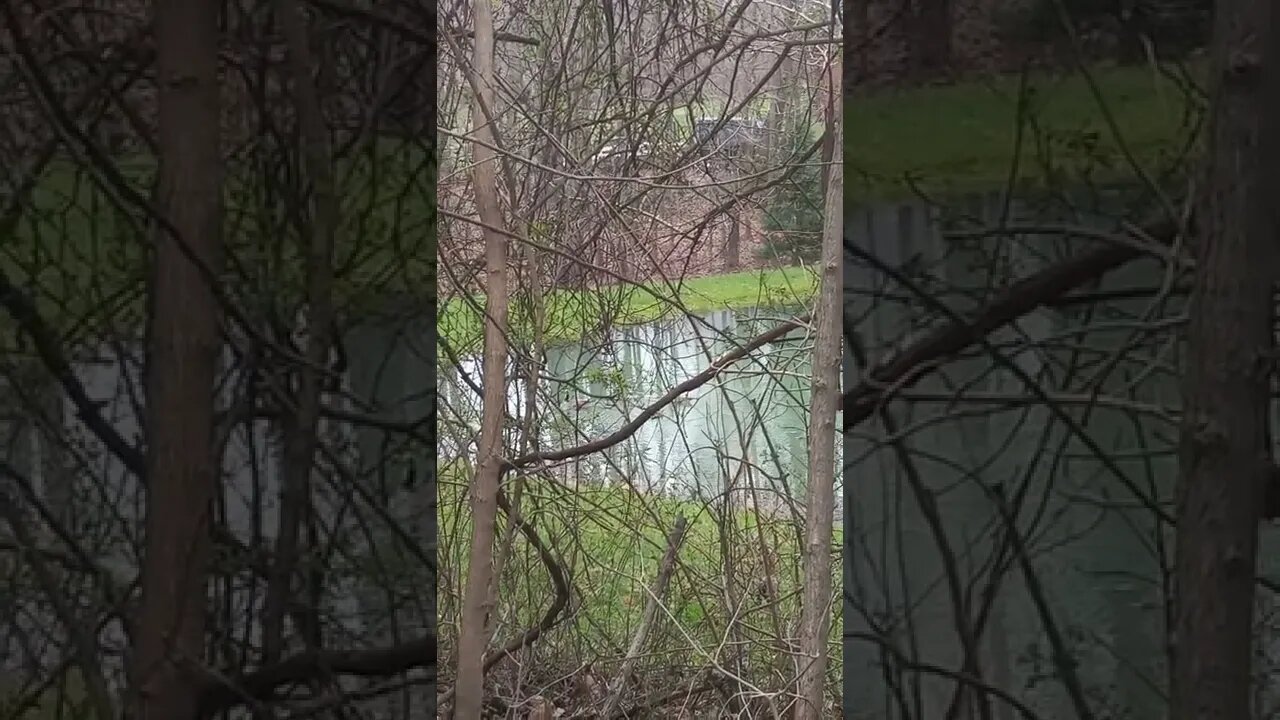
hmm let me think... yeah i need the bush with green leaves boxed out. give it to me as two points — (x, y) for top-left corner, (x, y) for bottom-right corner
(758, 119), (825, 264)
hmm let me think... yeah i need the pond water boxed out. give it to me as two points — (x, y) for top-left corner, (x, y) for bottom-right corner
(440, 304), (835, 517)
(843, 190), (1280, 719)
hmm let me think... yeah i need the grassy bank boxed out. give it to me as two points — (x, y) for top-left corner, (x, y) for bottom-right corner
(439, 265), (818, 354)
(1, 148), (435, 345)
(6, 63), (1194, 352)
(6, 150), (812, 353)
(437, 469), (842, 680)
(847, 61), (1205, 199)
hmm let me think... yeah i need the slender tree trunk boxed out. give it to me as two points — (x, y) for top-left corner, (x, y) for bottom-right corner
(1173, 0), (1273, 718)
(261, 0), (339, 665)
(488, 113), (552, 646)
(853, 0), (871, 81)
(726, 215), (741, 270)
(126, 0), (223, 717)
(794, 57), (842, 720)
(454, 0), (509, 715)
(765, 0), (799, 160)
(913, 0), (951, 77)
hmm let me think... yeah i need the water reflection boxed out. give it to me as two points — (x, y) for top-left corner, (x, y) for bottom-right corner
(442, 306), (837, 516)
(844, 191), (1191, 719)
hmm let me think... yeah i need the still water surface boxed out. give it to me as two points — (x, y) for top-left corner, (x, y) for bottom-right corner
(441, 305), (834, 516)
(845, 191), (1280, 718)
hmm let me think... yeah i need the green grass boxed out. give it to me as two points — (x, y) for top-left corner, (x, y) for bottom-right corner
(0, 670), (92, 720)
(1, 145), (436, 345)
(439, 265), (818, 354)
(14, 64), (1196, 352)
(437, 469), (843, 675)
(847, 61), (1206, 199)
(6, 144), (812, 354)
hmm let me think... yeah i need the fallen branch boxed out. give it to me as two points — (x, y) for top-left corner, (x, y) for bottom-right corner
(198, 635), (436, 714)
(439, 314), (811, 709)
(509, 313), (811, 468)
(600, 515), (689, 718)
(606, 670), (718, 719)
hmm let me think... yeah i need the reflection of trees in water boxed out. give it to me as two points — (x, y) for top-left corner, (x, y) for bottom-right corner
(845, 192), (1186, 719)
(441, 308), (817, 503)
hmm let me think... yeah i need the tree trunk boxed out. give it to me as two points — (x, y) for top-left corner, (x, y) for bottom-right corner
(853, 0), (871, 81)
(261, 0), (339, 665)
(765, 0), (799, 160)
(454, 0), (510, 715)
(794, 57), (842, 720)
(914, 0), (952, 77)
(1172, 0), (1273, 717)
(726, 215), (741, 270)
(126, 0), (223, 717)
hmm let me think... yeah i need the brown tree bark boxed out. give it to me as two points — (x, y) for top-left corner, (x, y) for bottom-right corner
(125, 0), (223, 717)
(453, 0), (510, 715)
(726, 215), (741, 270)
(1172, 0), (1274, 717)
(794, 56), (841, 720)
(261, 0), (339, 665)
(853, 0), (871, 81)
(913, 0), (952, 77)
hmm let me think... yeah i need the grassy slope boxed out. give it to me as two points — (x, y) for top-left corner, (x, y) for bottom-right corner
(847, 61), (1205, 199)
(438, 471), (843, 666)
(439, 265), (818, 354)
(3, 62), (1202, 347)
(456, 62), (1207, 355)
(1, 147), (435, 345)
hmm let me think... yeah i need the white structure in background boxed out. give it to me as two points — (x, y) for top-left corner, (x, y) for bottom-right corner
(0, 310), (436, 718)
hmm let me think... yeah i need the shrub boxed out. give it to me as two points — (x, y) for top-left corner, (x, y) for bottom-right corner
(759, 119), (825, 264)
